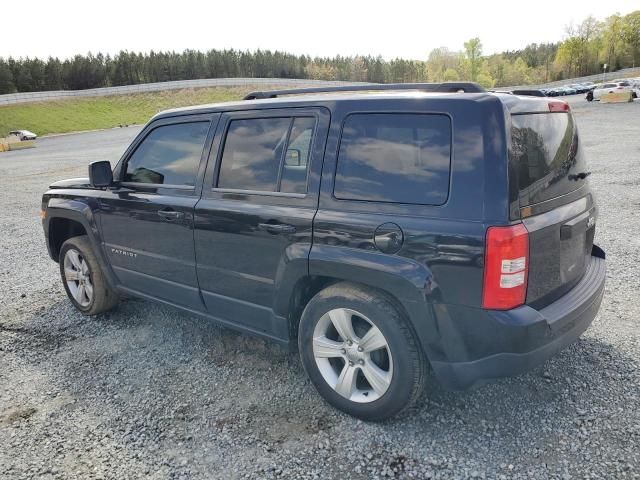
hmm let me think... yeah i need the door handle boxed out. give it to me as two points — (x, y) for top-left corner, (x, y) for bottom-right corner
(258, 223), (297, 234)
(157, 209), (184, 220)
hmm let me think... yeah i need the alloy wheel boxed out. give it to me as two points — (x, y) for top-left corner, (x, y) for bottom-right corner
(312, 308), (393, 403)
(63, 248), (93, 307)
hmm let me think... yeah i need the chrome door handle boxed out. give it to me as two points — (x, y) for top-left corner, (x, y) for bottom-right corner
(258, 223), (296, 234)
(157, 209), (184, 220)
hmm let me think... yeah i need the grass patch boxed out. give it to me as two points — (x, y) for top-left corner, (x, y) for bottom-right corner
(0, 87), (259, 136)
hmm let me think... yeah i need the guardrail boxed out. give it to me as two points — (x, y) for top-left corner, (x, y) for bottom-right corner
(3, 69), (640, 106)
(0, 78), (373, 105)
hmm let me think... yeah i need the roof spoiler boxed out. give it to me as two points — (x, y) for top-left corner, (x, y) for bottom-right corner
(243, 82), (486, 100)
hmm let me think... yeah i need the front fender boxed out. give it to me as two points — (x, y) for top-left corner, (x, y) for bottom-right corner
(44, 195), (117, 289)
(307, 244), (443, 363)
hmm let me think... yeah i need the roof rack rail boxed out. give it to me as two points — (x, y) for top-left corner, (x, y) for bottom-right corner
(243, 82), (486, 100)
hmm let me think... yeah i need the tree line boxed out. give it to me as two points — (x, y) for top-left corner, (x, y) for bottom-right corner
(0, 10), (638, 95)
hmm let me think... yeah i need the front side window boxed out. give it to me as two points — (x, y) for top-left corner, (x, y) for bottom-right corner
(334, 113), (451, 205)
(217, 116), (315, 194)
(124, 122), (209, 186)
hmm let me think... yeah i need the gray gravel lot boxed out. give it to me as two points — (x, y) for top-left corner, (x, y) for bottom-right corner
(1, 97), (639, 480)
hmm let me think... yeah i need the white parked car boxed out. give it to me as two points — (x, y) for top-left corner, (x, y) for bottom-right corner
(586, 81), (634, 101)
(8, 129), (37, 141)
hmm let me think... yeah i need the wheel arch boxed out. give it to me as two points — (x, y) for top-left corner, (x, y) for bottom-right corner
(48, 217), (88, 261)
(279, 246), (442, 363)
(44, 197), (118, 289)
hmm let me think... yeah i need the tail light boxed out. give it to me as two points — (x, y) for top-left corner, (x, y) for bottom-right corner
(482, 224), (529, 310)
(548, 101), (570, 112)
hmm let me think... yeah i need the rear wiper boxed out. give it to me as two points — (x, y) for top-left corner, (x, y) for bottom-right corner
(568, 171), (591, 181)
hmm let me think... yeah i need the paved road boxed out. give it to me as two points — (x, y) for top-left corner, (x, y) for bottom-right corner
(0, 99), (639, 480)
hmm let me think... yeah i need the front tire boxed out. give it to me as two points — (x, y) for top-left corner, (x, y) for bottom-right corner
(298, 282), (427, 421)
(59, 235), (118, 315)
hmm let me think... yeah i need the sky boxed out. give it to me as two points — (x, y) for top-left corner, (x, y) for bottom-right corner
(2, 0), (639, 60)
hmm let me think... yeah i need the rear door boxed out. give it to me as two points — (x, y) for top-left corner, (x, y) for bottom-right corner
(511, 110), (596, 308)
(98, 114), (216, 310)
(194, 108), (329, 339)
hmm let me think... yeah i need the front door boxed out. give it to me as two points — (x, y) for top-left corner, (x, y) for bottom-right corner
(98, 114), (216, 310)
(194, 108), (329, 339)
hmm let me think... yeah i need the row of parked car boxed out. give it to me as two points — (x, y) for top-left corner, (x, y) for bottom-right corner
(543, 82), (596, 96)
(503, 79), (639, 101)
(542, 79), (640, 101)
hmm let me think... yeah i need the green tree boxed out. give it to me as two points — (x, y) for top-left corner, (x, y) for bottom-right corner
(622, 11), (640, 66)
(463, 37), (483, 81)
(0, 59), (16, 93)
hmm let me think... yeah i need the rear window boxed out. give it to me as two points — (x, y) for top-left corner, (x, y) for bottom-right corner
(217, 116), (315, 194)
(511, 112), (588, 206)
(334, 113), (451, 205)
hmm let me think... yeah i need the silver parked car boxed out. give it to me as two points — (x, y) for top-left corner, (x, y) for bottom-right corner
(586, 81), (634, 101)
(8, 129), (37, 141)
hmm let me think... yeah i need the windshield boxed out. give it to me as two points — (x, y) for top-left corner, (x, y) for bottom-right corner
(511, 112), (589, 206)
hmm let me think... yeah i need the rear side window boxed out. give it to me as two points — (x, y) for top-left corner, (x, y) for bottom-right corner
(217, 116), (315, 194)
(334, 113), (451, 205)
(124, 122), (209, 186)
(511, 112), (588, 206)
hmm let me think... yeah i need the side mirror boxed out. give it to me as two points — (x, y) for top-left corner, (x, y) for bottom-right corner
(89, 160), (113, 188)
(285, 149), (302, 166)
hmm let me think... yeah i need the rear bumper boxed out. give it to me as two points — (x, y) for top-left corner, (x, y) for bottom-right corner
(431, 253), (606, 389)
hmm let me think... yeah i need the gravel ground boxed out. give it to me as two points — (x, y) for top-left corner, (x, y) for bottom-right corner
(1, 98), (639, 480)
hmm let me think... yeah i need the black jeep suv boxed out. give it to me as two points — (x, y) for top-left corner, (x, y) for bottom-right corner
(41, 82), (606, 420)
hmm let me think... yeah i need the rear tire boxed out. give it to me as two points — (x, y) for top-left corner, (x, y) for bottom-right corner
(298, 282), (427, 421)
(59, 235), (118, 315)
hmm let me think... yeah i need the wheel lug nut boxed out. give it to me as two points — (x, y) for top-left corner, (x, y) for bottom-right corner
(358, 359), (364, 366)
(357, 346), (363, 352)
(347, 340), (353, 346)
(340, 349), (346, 354)
(348, 361), (354, 367)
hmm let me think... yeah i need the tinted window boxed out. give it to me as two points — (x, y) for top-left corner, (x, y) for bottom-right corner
(511, 112), (588, 206)
(218, 116), (314, 194)
(124, 122), (209, 186)
(280, 117), (315, 194)
(218, 118), (289, 191)
(334, 114), (451, 205)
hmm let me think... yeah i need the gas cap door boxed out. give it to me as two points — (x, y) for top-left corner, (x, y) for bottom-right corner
(374, 223), (404, 254)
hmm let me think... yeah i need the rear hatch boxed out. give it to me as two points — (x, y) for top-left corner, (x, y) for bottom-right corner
(509, 104), (596, 308)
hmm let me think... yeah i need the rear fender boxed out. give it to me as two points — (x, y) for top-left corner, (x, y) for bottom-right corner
(307, 244), (442, 362)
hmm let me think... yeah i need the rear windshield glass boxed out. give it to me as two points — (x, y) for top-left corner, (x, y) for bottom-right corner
(511, 112), (588, 206)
